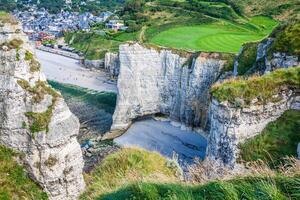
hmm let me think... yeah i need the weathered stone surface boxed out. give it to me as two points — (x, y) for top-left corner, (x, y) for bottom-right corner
(0, 22), (85, 199)
(110, 43), (226, 132)
(104, 52), (119, 78)
(207, 90), (298, 166)
(83, 59), (104, 69)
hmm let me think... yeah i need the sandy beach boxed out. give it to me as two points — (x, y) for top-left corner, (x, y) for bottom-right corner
(36, 49), (117, 93)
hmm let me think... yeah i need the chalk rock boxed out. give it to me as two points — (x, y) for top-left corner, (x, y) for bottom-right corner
(0, 21), (85, 199)
(111, 43), (227, 132)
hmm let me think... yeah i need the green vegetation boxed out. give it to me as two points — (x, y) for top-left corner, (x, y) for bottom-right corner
(99, 176), (300, 200)
(227, 0), (300, 21)
(17, 80), (60, 133)
(0, 11), (17, 24)
(81, 148), (180, 199)
(24, 50), (41, 72)
(211, 66), (300, 105)
(240, 110), (300, 168)
(0, 145), (48, 200)
(270, 21), (300, 56)
(150, 16), (277, 53)
(0, 39), (23, 50)
(64, 32), (121, 59)
(236, 42), (258, 75)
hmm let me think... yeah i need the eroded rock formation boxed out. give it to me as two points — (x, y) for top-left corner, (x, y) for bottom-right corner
(0, 19), (85, 199)
(207, 91), (299, 166)
(110, 43), (227, 132)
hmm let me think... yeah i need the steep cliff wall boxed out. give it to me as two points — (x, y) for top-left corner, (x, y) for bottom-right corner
(207, 66), (300, 166)
(111, 43), (228, 132)
(0, 19), (85, 199)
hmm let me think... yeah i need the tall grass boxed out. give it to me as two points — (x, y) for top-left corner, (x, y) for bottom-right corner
(99, 175), (300, 200)
(80, 148), (180, 199)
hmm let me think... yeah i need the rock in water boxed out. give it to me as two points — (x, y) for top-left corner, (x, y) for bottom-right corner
(110, 43), (227, 133)
(0, 17), (85, 199)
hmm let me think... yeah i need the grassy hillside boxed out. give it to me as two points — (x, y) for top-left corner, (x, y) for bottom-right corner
(99, 176), (300, 200)
(0, 145), (48, 200)
(240, 110), (300, 168)
(211, 66), (300, 105)
(64, 32), (121, 59)
(150, 16), (277, 53)
(228, 0), (300, 21)
(66, 0), (283, 58)
(81, 148), (180, 199)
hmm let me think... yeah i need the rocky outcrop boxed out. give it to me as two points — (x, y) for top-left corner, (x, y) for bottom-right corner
(83, 59), (104, 69)
(0, 20), (85, 199)
(234, 38), (299, 75)
(207, 90), (298, 166)
(104, 52), (119, 79)
(110, 43), (227, 132)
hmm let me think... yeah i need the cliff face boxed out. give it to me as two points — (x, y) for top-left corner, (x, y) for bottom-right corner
(0, 21), (85, 199)
(207, 91), (299, 166)
(111, 43), (227, 131)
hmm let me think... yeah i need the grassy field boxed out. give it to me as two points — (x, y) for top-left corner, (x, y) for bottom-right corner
(150, 16), (278, 53)
(240, 110), (300, 168)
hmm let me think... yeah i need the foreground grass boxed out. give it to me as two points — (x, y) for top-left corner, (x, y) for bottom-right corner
(211, 66), (300, 104)
(80, 148), (179, 199)
(150, 16), (277, 53)
(99, 176), (300, 200)
(0, 145), (47, 199)
(240, 110), (300, 168)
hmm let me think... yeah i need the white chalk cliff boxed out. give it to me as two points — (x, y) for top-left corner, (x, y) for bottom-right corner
(207, 91), (299, 166)
(110, 42), (299, 167)
(111, 43), (227, 131)
(0, 20), (85, 199)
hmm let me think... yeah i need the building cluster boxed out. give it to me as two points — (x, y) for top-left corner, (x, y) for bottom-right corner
(13, 6), (114, 41)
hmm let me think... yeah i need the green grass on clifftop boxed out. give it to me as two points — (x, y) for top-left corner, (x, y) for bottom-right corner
(239, 110), (300, 168)
(80, 148), (179, 199)
(150, 16), (277, 53)
(211, 66), (300, 105)
(0, 145), (47, 200)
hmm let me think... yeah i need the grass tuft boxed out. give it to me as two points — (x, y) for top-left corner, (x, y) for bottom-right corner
(81, 148), (180, 199)
(17, 80), (60, 133)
